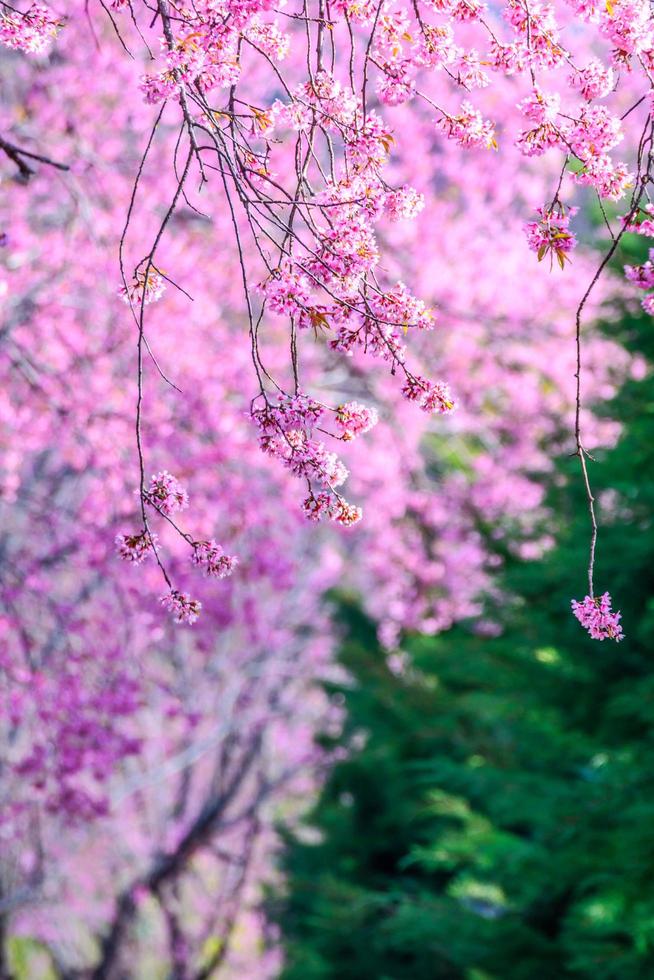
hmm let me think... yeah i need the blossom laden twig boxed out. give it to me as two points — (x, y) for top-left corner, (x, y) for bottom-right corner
(571, 592), (624, 642)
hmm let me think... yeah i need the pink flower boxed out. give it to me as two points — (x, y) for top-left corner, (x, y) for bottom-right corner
(641, 294), (654, 315)
(376, 63), (416, 106)
(402, 376), (456, 414)
(384, 186), (425, 221)
(517, 87), (560, 124)
(160, 590), (202, 625)
(447, 0), (486, 21)
(624, 252), (654, 289)
(115, 530), (157, 564)
(261, 268), (312, 316)
(301, 492), (362, 526)
(571, 592), (624, 641)
(139, 70), (179, 105)
(370, 281), (434, 332)
(415, 24), (458, 68)
(569, 106), (623, 158)
(570, 60), (615, 101)
(438, 101), (497, 150)
(191, 540), (238, 579)
(330, 498), (363, 526)
(302, 492), (333, 521)
(330, 0), (382, 23)
(626, 204), (654, 237)
(516, 123), (565, 157)
(489, 38), (529, 74)
(454, 51), (490, 89)
(346, 112), (393, 170)
(573, 156), (633, 201)
(245, 19), (289, 60)
(0, 2), (61, 54)
(503, 0), (564, 67)
(146, 471), (189, 515)
(525, 207), (578, 268)
(119, 270), (165, 307)
(260, 430), (349, 488)
(335, 401), (379, 440)
(251, 393), (324, 433)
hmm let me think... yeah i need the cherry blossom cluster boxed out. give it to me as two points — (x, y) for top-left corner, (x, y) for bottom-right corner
(571, 592), (624, 642)
(116, 471), (237, 623)
(252, 393), (377, 523)
(146, 469), (188, 516)
(119, 268), (166, 307)
(0, 1), (60, 54)
(402, 375), (456, 414)
(191, 539), (239, 578)
(625, 210), (654, 312)
(115, 529), (159, 564)
(335, 401), (379, 441)
(525, 206), (578, 269)
(160, 589), (202, 625)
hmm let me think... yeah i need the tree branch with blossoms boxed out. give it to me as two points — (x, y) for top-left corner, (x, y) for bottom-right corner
(112, 0), (654, 639)
(4, 0), (654, 631)
(136, 0), (652, 641)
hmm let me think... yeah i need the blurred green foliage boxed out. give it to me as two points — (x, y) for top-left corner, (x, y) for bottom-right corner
(273, 275), (654, 978)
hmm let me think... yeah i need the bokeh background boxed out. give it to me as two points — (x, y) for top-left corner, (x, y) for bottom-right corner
(2, 4), (653, 978)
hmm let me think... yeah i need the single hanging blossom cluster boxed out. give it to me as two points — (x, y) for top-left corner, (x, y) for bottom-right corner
(571, 593), (624, 642)
(516, 87), (564, 157)
(302, 492), (363, 526)
(159, 590), (202, 625)
(383, 186), (425, 221)
(570, 59), (614, 102)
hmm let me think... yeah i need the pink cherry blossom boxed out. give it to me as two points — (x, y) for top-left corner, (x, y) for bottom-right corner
(571, 593), (624, 642)
(160, 589), (202, 625)
(146, 470), (189, 515)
